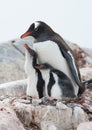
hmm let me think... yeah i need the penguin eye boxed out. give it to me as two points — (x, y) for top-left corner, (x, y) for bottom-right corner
(35, 27), (39, 31)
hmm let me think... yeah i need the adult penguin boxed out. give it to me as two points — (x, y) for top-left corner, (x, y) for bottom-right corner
(21, 21), (92, 96)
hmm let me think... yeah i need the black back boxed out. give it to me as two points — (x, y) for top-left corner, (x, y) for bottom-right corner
(51, 69), (76, 98)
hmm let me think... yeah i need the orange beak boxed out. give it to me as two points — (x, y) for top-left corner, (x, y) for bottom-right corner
(21, 31), (31, 38)
(35, 65), (42, 70)
(24, 44), (29, 49)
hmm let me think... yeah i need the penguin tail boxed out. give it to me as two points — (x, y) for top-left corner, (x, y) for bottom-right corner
(78, 79), (92, 96)
(82, 79), (92, 88)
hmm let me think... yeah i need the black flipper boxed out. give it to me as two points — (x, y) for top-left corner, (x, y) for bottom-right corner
(62, 50), (85, 94)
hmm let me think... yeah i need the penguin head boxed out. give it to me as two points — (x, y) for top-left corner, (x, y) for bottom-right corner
(21, 21), (55, 42)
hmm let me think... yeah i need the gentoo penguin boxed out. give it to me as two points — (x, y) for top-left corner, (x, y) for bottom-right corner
(24, 44), (44, 98)
(36, 64), (76, 98)
(21, 21), (92, 96)
(24, 44), (76, 99)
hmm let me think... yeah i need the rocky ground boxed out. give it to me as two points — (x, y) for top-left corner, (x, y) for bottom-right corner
(0, 84), (92, 130)
(0, 39), (92, 130)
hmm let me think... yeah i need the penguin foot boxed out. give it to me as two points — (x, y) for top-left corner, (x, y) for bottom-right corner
(40, 96), (57, 106)
(26, 95), (39, 100)
(26, 96), (32, 101)
(48, 96), (58, 101)
(26, 96), (42, 105)
(41, 96), (49, 103)
(18, 96), (32, 104)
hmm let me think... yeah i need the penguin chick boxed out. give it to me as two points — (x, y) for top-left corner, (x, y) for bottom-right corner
(35, 63), (76, 99)
(24, 44), (44, 99)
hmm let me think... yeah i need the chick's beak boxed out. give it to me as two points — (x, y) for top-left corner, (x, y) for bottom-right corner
(24, 44), (29, 49)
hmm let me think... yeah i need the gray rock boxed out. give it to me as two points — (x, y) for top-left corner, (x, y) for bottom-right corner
(0, 41), (25, 83)
(0, 102), (25, 130)
(13, 99), (88, 130)
(0, 79), (27, 97)
(56, 102), (68, 110)
(68, 42), (92, 68)
(0, 37), (33, 84)
(77, 122), (92, 130)
(0, 92), (90, 130)
(80, 67), (92, 81)
(72, 106), (88, 128)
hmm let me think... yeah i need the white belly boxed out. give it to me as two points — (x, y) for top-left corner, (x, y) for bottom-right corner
(34, 41), (69, 76)
(26, 75), (39, 98)
(40, 69), (50, 96)
(51, 73), (62, 99)
(33, 41), (79, 95)
(34, 41), (71, 79)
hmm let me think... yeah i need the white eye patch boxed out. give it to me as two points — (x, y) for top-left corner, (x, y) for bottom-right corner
(34, 22), (40, 29)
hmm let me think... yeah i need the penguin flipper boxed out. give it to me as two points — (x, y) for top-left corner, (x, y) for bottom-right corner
(63, 50), (86, 95)
(63, 50), (83, 86)
(53, 36), (81, 87)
